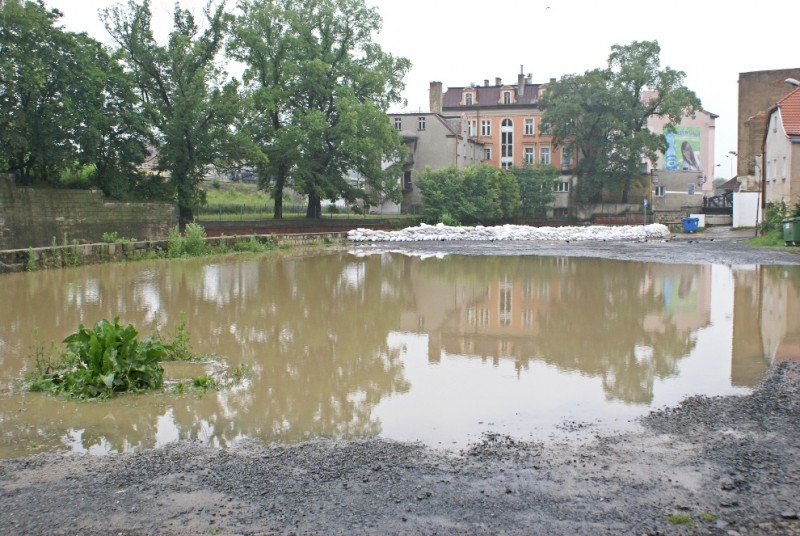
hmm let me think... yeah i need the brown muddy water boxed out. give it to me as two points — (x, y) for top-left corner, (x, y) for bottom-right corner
(0, 252), (798, 458)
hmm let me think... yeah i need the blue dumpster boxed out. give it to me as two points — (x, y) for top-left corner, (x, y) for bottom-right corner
(682, 217), (699, 233)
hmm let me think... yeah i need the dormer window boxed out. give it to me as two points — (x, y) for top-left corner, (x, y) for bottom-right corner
(465, 93), (473, 106)
(503, 91), (511, 105)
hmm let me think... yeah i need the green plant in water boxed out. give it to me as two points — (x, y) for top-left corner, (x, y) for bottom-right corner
(172, 381), (187, 394)
(226, 363), (251, 384)
(26, 247), (37, 271)
(162, 313), (194, 361)
(183, 223), (208, 256)
(62, 233), (80, 267)
(233, 235), (273, 253)
(699, 512), (717, 523)
(166, 225), (185, 257)
(28, 318), (166, 399)
(192, 375), (217, 390)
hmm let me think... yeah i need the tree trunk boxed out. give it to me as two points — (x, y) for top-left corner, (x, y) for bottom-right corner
(306, 191), (321, 219)
(178, 205), (193, 231)
(272, 178), (284, 219)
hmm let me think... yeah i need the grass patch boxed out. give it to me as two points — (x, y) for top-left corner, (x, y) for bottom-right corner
(699, 512), (717, 522)
(749, 230), (785, 248)
(666, 513), (694, 526)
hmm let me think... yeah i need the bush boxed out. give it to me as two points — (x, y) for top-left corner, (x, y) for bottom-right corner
(183, 223), (207, 256)
(28, 318), (166, 399)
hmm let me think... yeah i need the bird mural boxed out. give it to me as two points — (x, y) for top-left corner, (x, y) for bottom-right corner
(681, 141), (700, 171)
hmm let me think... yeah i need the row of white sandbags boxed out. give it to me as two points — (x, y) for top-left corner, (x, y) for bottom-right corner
(347, 223), (671, 242)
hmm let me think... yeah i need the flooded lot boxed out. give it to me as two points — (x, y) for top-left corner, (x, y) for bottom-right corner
(1, 250), (798, 458)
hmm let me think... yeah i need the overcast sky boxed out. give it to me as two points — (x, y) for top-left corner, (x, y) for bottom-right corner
(46, 0), (800, 180)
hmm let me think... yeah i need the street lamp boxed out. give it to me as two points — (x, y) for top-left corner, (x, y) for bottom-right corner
(727, 151), (737, 178)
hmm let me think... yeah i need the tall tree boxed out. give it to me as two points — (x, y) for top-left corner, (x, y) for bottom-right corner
(0, 0), (89, 184)
(541, 40), (701, 204)
(104, 0), (239, 224)
(231, 0), (410, 219)
(511, 164), (558, 218)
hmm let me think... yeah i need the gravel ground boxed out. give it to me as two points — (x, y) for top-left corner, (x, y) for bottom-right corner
(1, 232), (799, 535)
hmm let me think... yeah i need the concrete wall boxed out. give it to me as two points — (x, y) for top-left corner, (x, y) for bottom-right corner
(648, 110), (717, 192)
(0, 175), (178, 250)
(733, 192), (761, 228)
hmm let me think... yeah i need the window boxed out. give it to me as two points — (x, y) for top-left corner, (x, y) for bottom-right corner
(524, 118), (534, 135)
(465, 93), (473, 106)
(479, 307), (489, 326)
(654, 186), (665, 197)
(501, 119), (513, 168)
(562, 146), (573, 169)
(503, 91), (511, 105)
(522, 310), (533, 329)
(393, 117), (402, 130)
(555, 181), (570, 192)
(553, 207), (568, 218)
(467, 120), (477, 137)
(481, 120), (491, 136)
(403, 171), (412, 192)
(524, 147), (534, 164)
(540, 146), (551, 164)
(484, 147), (491, 160)
(417, 116), (426, 130)
(499, 279), (512, 327)
(782, 156), (787, 180)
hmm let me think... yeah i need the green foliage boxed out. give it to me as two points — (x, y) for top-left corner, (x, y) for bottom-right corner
(511, 165), (559, 218)
(230, 0), (410, 219)
(192, 374), (217, 390)
(62, 233), (80, 267)
(233, 235), (274, 253)
(26, 247), (36, 271)
(161, 313), (193, 361)
(102, 232), (136, 243)
(104, 0), (240, 224)
(0, 1), (149, 188)
(417, 165), (520, 225)
(666, 513), (694, 526)
(183, 223), (208, 256)
(28, 318), (165, 399)
(541, 40), (701, 204)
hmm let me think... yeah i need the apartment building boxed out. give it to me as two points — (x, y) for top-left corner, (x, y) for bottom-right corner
(429, 73), (571, 173)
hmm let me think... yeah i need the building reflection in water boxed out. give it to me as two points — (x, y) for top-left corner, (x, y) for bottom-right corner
(0, 252), (797, 456)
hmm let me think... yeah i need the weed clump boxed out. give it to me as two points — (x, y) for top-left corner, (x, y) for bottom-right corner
(28, 317), (165, 399)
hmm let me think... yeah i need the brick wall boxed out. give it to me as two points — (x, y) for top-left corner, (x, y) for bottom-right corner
(0, 174), (178, 250)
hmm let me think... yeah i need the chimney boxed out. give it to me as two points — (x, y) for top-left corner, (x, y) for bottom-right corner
(484, 79), (489, 87)
(518, 72), (526, 97)
(495, 77), (502, 86)
(429, 81), (443, 114)
(527, 73), (532, 83)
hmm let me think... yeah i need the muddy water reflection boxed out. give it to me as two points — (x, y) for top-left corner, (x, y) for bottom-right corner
(0, 254), (797, 457)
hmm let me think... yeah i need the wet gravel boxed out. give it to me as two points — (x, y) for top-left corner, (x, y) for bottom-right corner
(1, 235), (799, 535)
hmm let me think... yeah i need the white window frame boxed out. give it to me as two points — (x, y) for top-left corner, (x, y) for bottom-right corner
(503, 91), (511, 105)
(417, 116), (426, 130)
(555, 181), (570, 192)
(655, 186), (665, 197)
(484, 147), (491, 160)
(524, 118), (534, 136)
(481, 119), (491, 136)
(467, 120), (477, 137)
(465, 93), (473, 106)
(540, 146), (551, 165)
(524, 147), (534, 165)
(393, 117), (402, 130)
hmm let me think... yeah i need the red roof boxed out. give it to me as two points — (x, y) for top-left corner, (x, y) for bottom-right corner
(778, 87), (800, 136)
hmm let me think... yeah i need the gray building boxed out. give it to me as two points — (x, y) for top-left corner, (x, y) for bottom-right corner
(388, 113), (484, 213)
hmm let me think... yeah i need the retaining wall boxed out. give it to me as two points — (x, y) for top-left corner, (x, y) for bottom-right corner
(0, 232), (347, 274)
(0, 174), (178, 250)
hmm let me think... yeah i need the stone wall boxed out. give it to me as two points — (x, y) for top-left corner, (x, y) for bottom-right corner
(0, 232), (347, 274)
(0, 174), (178, 250)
